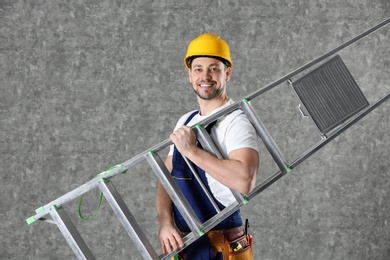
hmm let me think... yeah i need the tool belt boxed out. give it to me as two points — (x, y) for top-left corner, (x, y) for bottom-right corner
(207, 226), (253, 259)
(173, 226), (253, 259)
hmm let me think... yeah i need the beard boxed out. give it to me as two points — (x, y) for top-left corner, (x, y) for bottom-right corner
(193, 84), (225, 100)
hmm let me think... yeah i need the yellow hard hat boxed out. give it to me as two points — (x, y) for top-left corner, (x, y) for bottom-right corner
(184, 33), (232, 69)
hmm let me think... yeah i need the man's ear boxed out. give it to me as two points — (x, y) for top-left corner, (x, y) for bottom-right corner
(225, 67), (232, 82)
(188, 69), (192, 83)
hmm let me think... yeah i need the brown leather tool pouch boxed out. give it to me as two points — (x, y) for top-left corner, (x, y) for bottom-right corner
(208, 226), (253, 259)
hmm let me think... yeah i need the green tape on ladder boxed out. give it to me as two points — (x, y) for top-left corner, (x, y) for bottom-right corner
(97, 164), (127, 176)
(198, 226), (206, 236)
(148, 151), (158, 156)
(243, 194), (249, 205)
(52, 205), (63, 211)
(35, 207), (44, 214)
(26, 216), (36, 225)
(195, 124), (204, 130)
(26, 206), (46, 225)
(242, 98), (250, 104)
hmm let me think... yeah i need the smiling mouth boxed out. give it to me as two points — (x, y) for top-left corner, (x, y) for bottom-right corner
(198, 82), (215, 88)
(194, 81), (224, 100)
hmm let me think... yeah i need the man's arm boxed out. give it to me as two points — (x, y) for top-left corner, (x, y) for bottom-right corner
(156, 155), (184, 254)
(170, 126), (259, 194)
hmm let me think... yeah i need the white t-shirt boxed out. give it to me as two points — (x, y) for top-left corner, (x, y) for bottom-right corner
(169, 99), (259, 206)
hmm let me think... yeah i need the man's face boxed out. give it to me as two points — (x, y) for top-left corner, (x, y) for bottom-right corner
(188, 57), (231, 100)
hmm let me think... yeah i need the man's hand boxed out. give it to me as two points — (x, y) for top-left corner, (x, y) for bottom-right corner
(170, 125), (259, 194)
(158, 223), (185, 254)
(170, 126), (197, 157)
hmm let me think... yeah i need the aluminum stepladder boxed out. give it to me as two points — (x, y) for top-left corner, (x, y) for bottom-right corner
(26, 18), (390, 260)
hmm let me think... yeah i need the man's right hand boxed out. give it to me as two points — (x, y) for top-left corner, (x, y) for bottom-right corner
(158, 223), (185, 254)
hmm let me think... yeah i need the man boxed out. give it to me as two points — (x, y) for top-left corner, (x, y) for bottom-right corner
(156, 33), (260, 259)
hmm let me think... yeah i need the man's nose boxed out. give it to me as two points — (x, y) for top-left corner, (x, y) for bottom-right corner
(201, 70), (212, 80)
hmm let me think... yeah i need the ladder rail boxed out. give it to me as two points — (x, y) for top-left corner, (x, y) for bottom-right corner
(32, 178), (102, 221)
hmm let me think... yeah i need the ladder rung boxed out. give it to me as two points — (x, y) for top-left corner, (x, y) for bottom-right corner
(145, 151), (204, 236)
(240, 99), (291, 173)
(195, 125), (248, 205)
(97, 179), (158, 260)
(49, 205), (95, 260)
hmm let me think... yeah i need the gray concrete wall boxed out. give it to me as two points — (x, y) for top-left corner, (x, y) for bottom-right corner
(1, 0), (390, 259)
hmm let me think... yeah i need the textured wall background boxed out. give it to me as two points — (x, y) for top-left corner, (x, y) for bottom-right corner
(1, 0), (390, 259)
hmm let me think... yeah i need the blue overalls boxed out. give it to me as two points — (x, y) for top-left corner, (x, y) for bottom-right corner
(171, 111), (242, 233)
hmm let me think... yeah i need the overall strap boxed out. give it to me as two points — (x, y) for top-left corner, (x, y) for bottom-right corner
(184, 110), (199, 125)
(184, 110), (217, 135)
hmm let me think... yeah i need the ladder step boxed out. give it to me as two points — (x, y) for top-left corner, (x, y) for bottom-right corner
(97, 178), (158, 260)
(194, 125), (248, 205)
(240, 99), (291, 174)
(145, 151), (205, 236)
(49, 205), (95, 260)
